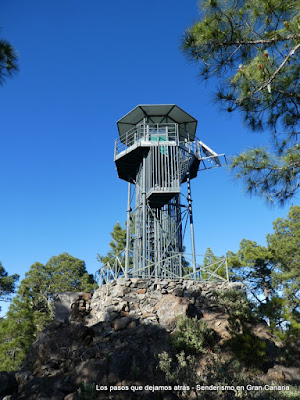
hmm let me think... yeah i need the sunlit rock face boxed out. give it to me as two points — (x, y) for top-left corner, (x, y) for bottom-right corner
(3, 279), (294, 400)
(87, 279), (243, 334)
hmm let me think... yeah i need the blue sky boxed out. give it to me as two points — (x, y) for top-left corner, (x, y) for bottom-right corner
(0, 1), (295, 312)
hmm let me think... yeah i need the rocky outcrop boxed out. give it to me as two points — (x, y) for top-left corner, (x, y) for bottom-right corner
(1, 278), (299, 400)
(16, 319), (170, 399)
(266, 365), (300, 383)
(87, 278), (242, 334)
(54, 292), (92, 323)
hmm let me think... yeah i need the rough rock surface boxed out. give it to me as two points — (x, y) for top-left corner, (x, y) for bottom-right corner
(1, 279), (299, 400)
(86, 279), (243, 334)
(54, 292), (92, 323)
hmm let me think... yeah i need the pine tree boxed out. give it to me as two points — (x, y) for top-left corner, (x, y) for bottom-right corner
(227, 240), (282, 329)
(202, 247), (227, 280)
(0, 253), (95, 371)
(267, 205), (300, 331)
(97, 222), (127, 265)
(0, 262), (19, 311)
(228, 206), (300, 332)
(182, 0), (300, 204)
(0, 295), (35, 372)
(18, 254), (95, 328)
(0, 38), (18, 85)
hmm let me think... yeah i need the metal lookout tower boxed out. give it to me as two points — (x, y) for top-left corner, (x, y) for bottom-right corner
(98, 105), (227, 283)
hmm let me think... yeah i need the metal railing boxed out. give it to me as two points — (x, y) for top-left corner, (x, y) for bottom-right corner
(95, 248), (229, 286)
(114, 123), (201, 158)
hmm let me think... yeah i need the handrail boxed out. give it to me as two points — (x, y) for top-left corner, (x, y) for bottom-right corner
(95, 248), (229, 286)
(114, 123), (200, 159)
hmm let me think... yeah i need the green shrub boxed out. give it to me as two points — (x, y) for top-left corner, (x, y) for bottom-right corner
(202, 350), (279, 400)
(158, 350), (198, 398)
(171, 316), (215, 354)
(158, 349), (280, 399)
(229, 332), (268, 370)
(212, 290), (269, 370)
(212, 289), (258, 335)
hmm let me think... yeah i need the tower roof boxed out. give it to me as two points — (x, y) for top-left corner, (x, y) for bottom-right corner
(117, 104), (198, 140)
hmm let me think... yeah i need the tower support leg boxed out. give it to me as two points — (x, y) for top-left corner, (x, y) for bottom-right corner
(142, 155), (147, 277)
(187, 175), (197, 279)
(226, 257), (229, 282)
(125, 182), (131, 278)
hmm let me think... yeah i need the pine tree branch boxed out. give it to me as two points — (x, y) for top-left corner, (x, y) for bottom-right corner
(224, 33), (300, 46)
(265, 0), (281, 22)
(251, 43), (300, 97)
(183, 2), (300, 204)
(230, 269), (263, 304)
(193, 34), (300, 52)
(272, 88), (300, 99)
(242, 161), (300, 172)
(207, 44), (242, 77)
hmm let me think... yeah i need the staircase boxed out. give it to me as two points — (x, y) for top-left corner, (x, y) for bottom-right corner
(179, 147), (197, 183)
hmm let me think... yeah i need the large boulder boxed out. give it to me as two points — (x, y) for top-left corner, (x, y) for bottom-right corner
(200, 307), (231, 342)
(267, 365), (300, 384)
(53, 292), (82, 322)
(23, 321), (94, 374)
(154, 294), (201, 330)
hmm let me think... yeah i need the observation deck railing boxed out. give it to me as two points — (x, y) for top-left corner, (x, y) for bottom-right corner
(114, 123), (201, 160)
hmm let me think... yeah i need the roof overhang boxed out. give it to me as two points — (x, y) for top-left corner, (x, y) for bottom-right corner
(117, 104), (197, 140)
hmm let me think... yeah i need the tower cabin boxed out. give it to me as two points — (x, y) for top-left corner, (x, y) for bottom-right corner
(114, 104), (215, 208)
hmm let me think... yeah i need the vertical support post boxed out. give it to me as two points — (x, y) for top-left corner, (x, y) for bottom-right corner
(125, 182), (131, 278)
(187, 173), (196, 279)
(142, 154), (147, 277)
(226, 257), (229, 282)
(179, 253), (182, 278)
(144, 117), (148, 141)
(154, 213), (157, 279)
